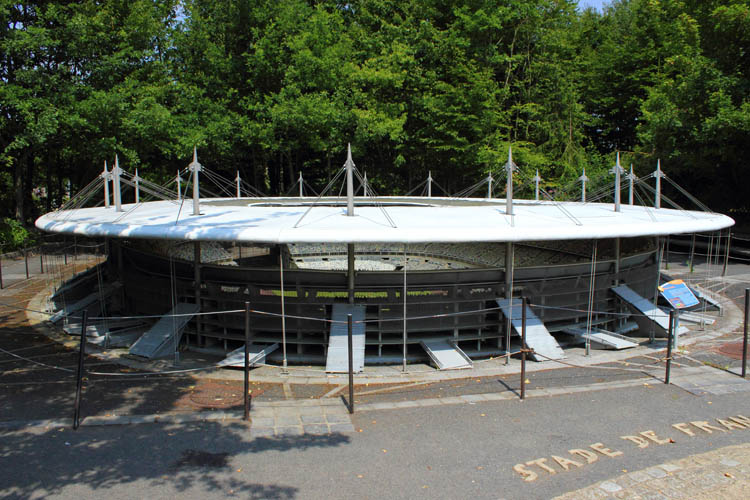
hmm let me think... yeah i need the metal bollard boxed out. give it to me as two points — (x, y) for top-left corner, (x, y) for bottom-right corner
(665, 310), (674, 384)
(40, 249), (44, 273)
(520, 297), (527, 400)
(73, 311), (88, 429)
(743, 289), (748, 379)
(0, 255), (3, 289)
(348, 314), (354, 414)
(244, 301), (251, 420)
(24, 249), (29, 279)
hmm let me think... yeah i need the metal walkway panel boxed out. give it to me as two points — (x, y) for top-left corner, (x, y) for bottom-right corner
(561, 327), (639, 350)
(63, 318), (146, 337)
(676, 311), (716, 325)
(496, 299), (565, 361)
(325, 304), (366, 373)
(611, 285), (688, 335)
(421, 339), (472, 370)
(217, 343), (280, 367)
(88, 326), (148, 348)
(129, 303), (199, 359)
(49, 286), (115, 324)
(690, 287), (723, 313)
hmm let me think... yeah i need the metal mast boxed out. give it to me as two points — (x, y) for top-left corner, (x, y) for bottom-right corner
(579, 169), (589, 202)
(189, 147), (202, 216)
(505, 147), (517, 216)
(134, 168), (140, 203)
(101, 161), (111, 208)
(610, 151), (623, 212)
(533, 169), (541, 201)
(113, 155), (123, 212)
(654, 159), (664, 209)
(627, 165), (635, 205)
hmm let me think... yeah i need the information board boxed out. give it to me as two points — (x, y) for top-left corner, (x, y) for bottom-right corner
(658, 279), (699, 309)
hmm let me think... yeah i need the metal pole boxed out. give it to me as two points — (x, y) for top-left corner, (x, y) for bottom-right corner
(40, 249), (44, 273)
(689, 233), (696, 273)
(665, 309), (674, 384)
(505, 242), (514, 365)
(664, 236), (670, 270)
(347, 244), (355, 304)
(73, 310), (88, 429)
(0, 255), (3, 289)
(280, 250), (287, 373)
(348, 314), (354, 414)
(743, 289), (748, 378)
(520, 296), (527, 400)
(244, 301), (251, 420)
(402, 245), (407, 372)
(722, 230), (731, 278)
(24, 249), (29, 279)
(193, 242), (200, 355)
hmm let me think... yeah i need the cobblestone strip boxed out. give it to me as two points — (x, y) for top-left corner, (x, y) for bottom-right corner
(554, 443), (750, 500)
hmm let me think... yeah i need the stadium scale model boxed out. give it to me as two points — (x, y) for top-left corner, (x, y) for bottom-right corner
(36, 147), (734, 369)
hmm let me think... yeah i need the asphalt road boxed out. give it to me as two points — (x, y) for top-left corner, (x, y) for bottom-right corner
(2, 382), (749, 499)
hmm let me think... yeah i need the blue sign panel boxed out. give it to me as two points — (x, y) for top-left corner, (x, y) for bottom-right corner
(658, 279), (699, 309)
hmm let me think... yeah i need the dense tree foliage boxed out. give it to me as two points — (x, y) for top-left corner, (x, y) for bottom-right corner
(1, 0), (748, 229)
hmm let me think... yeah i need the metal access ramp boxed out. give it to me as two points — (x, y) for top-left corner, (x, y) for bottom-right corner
(217, 343), (279, 368)
(561, 327), (639, 350)
(497, 299), (565, 361)
(611, 285), (688, 335)
(48, 284), (119, 324)
(421, 339), (473, 370)
(63, 317), (146, 337)
(129, 303), (200, 359)
(325, 304), (366, 373)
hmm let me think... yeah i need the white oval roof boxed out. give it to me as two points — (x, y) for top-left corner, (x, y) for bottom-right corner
(35, 197), (734, 244)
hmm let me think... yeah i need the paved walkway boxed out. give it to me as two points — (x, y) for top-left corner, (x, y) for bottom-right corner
(555, 442), (750, 500)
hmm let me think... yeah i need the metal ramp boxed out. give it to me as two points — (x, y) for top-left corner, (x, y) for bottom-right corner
(48, 285), (118, 323)
(611, 285), (688, 335)
(421, 339), (472, 370)
(63, 317), (146, 337)
(496, 299), (565, 361)
(88, 326), (148, 348)
(690, 287), (723, 313)
(326, 304), (366, 373)
(129, 303), (199, 359)
(561, 327), (639, 350)
(217, 343), (279, 368)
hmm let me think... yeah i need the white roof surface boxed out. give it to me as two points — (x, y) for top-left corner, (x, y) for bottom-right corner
(35, 197), (734, 244)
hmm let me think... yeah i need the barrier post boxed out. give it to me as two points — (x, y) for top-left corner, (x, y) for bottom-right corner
(348, 314), (354, 414)
(742, 289), (748, 379)
(244, 301), (251, 420)
(39, 247), (44, 273)
(665, 309), (674, 385)
(73, 310), (88, 429)
(520, 297), (527, 400)
(0, 254), (4, 289)
(24, 249), (29, 279)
